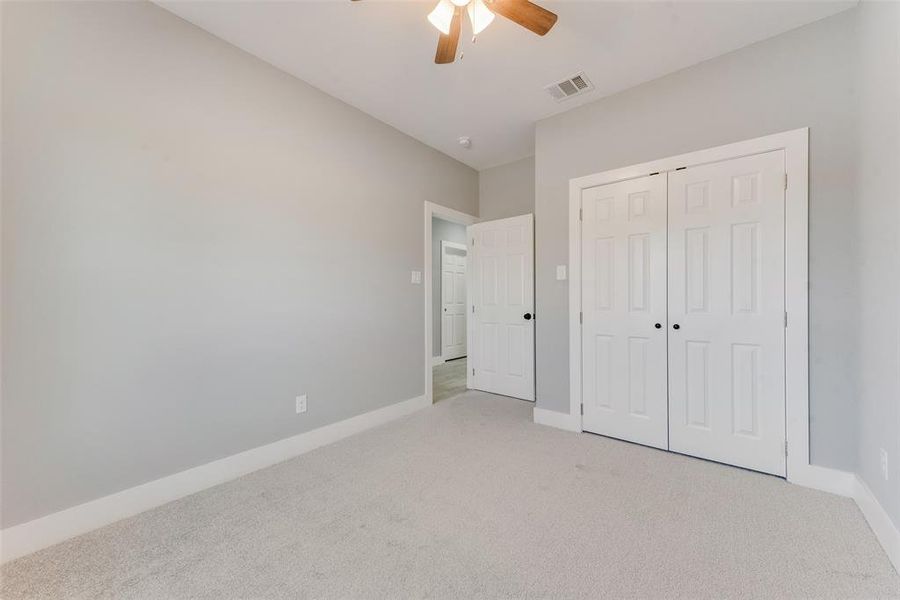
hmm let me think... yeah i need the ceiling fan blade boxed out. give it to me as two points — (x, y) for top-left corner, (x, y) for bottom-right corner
(434, 7), (461, 64)
(489, 0), (557, 36)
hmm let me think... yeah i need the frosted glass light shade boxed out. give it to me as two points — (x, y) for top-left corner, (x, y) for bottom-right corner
(427, 0), (456, 35)
(466, 0), (494, 35)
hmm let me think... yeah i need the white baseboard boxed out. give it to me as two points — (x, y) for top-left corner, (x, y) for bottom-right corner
(431, 356), (445, 366)
(533, 407), (582, 432)
(0, 394), (430, 564)
(853, 475), (900, 574)
(788, 464), (857, 497)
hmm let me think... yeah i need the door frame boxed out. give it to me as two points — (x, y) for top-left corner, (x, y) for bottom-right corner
(424, 202), (478, 404)
(567, 128), (811, 483)
(440, 240), (468, 361)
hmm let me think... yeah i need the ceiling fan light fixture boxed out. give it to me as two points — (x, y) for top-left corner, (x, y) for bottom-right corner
(466, 0), (494, 35)
(427, 0), (456, 35)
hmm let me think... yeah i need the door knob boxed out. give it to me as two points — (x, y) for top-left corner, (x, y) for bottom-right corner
(654, 323), (662, 329)
(524, 313), (532, 320)
(673, 324), (680, 330)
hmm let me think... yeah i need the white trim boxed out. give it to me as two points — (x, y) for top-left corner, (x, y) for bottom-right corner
(561, 129), (812, 481)
(432, 356), (446, 367)
(0, 394), (430, 564)
(533, 407), (582, 432)
(787, 464), (856, 497)
(424, 202), (477, 404)
(854, 476), (900, 574)
(441, 240), (467, 253)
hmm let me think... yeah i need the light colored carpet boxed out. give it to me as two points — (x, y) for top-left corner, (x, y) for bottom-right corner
(3, 391), (898, 600)
(432, 357), (467, 403)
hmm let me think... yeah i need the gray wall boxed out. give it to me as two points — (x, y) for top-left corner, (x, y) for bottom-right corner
(431, 217), (467, 358)
(1, 0), (477, 528)
(854, 1), (900, 529)
(534, 10), (860, 471)
(478, 156), (535, 221)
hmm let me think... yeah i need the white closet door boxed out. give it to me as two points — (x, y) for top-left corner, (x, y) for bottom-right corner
(468, 214), (534, 401)
(667, 150), (786, 476)
(441, 241), (467, 360)
(581, 174), (668, 449)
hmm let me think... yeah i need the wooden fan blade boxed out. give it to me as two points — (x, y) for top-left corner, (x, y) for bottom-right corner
(489, 0), (557, 36)
(434, 8), (461, 64)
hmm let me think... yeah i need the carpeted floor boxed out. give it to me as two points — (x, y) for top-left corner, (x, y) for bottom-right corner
(3, 391), (898, 599)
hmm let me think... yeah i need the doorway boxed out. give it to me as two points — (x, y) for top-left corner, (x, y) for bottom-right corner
(424, 202), (477, 404)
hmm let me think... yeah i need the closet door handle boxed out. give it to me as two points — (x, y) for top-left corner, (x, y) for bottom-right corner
(524, 313), (532, 320)
(654, 323), (662, 329)
(673, 324), (680, 330)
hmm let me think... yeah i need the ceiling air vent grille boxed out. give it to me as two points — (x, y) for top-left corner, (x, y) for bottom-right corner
(544, 72), (594, 102)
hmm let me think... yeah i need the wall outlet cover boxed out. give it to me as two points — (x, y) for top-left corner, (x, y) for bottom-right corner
(296, 394), (308, 414)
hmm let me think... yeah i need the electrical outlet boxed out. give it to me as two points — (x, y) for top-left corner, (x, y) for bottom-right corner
(880, 448), (889, 481)
(295, 394), (307, 414)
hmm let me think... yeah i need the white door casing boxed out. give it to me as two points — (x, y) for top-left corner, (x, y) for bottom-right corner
(667, 150), (786, 476)
(581, 174), (669, 449)
(468, 214), (535, 401)
(441, 241), (467, 360)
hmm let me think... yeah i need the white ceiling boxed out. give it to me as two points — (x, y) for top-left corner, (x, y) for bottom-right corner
(157, 0), (854, 170)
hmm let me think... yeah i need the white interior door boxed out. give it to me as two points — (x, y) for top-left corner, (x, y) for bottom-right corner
(667, 150), (786, 476)
(468, 214), (534, 401)
(441, 241), (467, 360)
(580, 174), (669, 449)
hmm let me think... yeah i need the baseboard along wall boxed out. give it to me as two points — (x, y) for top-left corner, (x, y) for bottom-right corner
(0, 394), (430, 564)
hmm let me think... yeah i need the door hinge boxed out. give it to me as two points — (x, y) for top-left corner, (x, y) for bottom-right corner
(579, 311), (583, 324)
(783, 173), (788, 190)
(784, 441), (788, 457)
(472, 305), (475, 314)
(472, 368), (475, 376)
(784, 311), (788, 328)
(579, 208), (583, 221)
(580, 403), (584, 415)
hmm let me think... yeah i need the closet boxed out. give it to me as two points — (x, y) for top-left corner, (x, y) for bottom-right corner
(579, 150), (787, 476)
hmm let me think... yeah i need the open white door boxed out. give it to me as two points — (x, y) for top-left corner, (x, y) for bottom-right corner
(580, 174), (669, 449)
(667, 150), (786, 476)
(441, 241), (467, 360)
(467, 214), (534, 401)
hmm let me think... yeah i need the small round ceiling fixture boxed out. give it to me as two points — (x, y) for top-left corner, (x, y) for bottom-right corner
(458, 136), (472, 149)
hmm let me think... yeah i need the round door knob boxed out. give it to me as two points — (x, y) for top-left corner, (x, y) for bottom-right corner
(673, 324), (680, 330)
(524, 313), (532, 320)
(654, 323), (662, 329)
(443, 308), (447, 312)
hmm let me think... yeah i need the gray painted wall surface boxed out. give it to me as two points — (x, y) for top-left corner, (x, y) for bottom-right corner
(854, 1), (900, 529)
(478, 157), (535, 221)
(431, 217), (467, 358)
(534, 10), (860, 471)
(1, 0), (477, 528)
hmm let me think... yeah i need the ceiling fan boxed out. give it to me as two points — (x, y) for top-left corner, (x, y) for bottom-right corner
(351, 0), (558, 64)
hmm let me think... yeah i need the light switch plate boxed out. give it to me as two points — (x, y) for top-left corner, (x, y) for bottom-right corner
(556, 265), (567, 281)
(411, 270), (422, 284)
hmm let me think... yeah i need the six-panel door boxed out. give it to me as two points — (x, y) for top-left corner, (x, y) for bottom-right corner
(581, 174), (669, 449)
(468, 214), (535, 401)
(667, 150), (786, 476)
(441, 241), (467, 360)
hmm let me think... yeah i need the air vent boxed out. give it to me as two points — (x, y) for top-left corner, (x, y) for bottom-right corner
(544, 72), (594, 102)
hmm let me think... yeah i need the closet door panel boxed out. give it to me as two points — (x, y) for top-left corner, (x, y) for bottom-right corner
(667, 151), (786, 476)
(581, 174), (668, 449)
